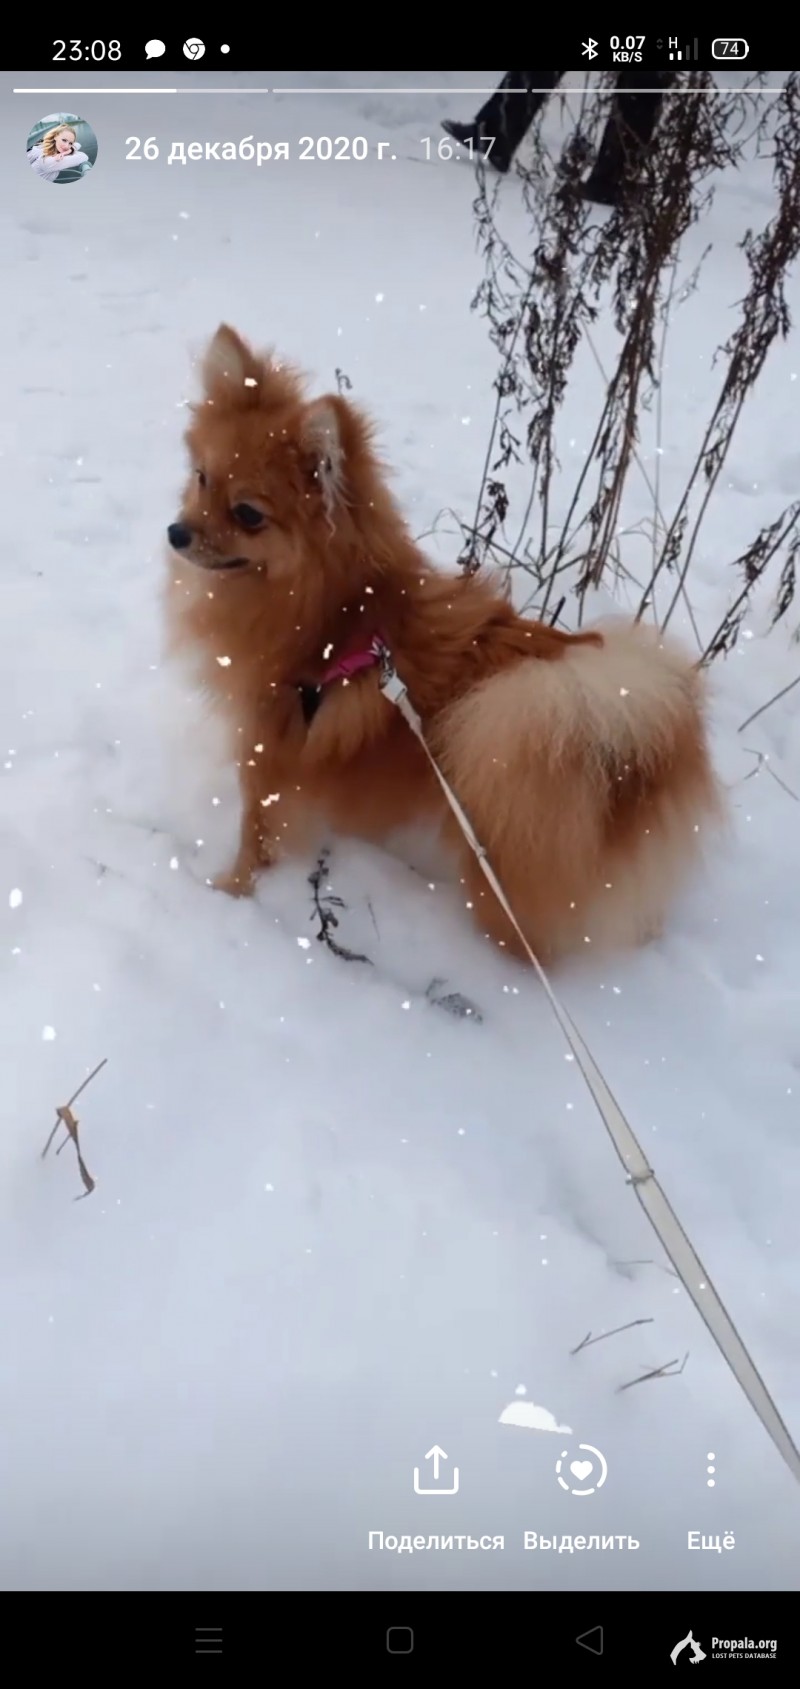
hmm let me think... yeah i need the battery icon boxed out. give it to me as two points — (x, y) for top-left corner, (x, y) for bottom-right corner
(711, 38), (749, 59)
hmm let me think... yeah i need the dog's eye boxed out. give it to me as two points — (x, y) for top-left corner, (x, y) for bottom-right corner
(196, 470), (206, 488)
(232, 502), (266, 530)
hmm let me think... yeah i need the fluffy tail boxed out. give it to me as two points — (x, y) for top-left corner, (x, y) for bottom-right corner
(433, 620), (723, 959)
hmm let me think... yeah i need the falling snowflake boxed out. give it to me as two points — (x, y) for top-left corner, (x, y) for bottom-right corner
(9, 888), (22, 909)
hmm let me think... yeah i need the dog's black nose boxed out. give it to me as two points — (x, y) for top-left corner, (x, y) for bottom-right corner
(167, 521), (192, 550)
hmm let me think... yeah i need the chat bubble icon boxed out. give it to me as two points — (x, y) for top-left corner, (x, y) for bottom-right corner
(145, 40), (166, 59)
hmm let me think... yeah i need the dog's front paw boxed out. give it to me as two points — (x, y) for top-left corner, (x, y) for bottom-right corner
(212, 866), (256, 898)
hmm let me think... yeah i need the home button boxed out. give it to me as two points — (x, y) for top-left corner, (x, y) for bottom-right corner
(386, 1627), (414, 1654)
(576, 1626), (604, 1656)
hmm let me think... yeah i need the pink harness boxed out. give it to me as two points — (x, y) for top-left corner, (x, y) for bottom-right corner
(319, 631), (387, 685)
(297, 630), (389, 725)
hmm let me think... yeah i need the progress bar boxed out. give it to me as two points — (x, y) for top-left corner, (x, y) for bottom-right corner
(11, 85), (785, 97)
(14, 87), (179, 93)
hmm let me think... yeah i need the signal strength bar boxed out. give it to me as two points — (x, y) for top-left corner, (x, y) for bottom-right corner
(668, 39), (699, 61)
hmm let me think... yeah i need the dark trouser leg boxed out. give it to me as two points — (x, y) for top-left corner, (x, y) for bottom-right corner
(475, 71), (564, 161)
(586, 70), (676, 197)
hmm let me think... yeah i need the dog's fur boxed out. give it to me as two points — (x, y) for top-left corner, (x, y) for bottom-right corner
(165, 324), (722, 963)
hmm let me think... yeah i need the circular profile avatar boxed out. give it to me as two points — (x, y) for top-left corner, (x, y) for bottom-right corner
(26, 112), (98, 184)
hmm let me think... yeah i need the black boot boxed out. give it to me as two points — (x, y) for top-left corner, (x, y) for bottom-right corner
(579, 174), (622, 207)
(441, 119), (511, 174)
(579, 74), (671, 209)
(442, 72), (562, 177)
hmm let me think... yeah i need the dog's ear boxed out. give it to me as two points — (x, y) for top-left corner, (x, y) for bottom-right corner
(300, 396), (348, 506)
(201, 324), (262, 402)
(200, 324), (303, 413)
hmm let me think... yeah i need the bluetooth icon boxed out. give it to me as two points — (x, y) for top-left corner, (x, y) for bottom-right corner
(581, 39), (598, 60)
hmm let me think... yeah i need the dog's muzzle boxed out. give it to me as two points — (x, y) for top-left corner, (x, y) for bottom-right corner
(167, 521), (192, 550)
(166, 522), (249, 571)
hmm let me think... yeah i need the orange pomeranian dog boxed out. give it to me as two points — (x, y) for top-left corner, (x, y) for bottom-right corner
(165, 324), (722, 964)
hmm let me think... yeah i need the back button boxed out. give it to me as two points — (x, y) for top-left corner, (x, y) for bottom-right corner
(576, 1626), (603, 1656)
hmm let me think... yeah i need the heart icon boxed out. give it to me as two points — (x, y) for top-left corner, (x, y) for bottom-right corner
(570, 1460), (593, 1481)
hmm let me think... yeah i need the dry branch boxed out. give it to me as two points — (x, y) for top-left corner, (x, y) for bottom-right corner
(41, 1057), (107, 1199)
(464, 70), (800, 685)
(570, 1316), (654, 1354)
(308, 849), (372, 964)
(618, 1351), (689, 1391)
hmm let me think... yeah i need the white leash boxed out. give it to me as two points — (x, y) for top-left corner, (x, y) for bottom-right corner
(378, 649), (800, 1486)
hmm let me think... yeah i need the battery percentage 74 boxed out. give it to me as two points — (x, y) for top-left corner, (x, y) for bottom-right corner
(711, 39), (749, 59)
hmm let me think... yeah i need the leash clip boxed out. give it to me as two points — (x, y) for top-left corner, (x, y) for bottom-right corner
(377, 642), (408, 705)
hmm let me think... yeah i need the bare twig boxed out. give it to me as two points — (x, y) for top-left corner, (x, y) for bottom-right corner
(617, 1351), (689, 1391)
(651, 259), (677, 601)
(660, 79), (800, 638)
(548, 595), (566, 627)
(308, 849), (372, 964)
(737, 745), (799, 802)
(463, 67), (798, 666)
(609, 1257), (680, 1279)
(738, 672), (800, 733)
(570, 1316), (654, 1355)
(41, 1057), (107, 1199)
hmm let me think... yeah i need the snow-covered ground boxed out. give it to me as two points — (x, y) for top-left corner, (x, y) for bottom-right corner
(2, 69), (799, 1592)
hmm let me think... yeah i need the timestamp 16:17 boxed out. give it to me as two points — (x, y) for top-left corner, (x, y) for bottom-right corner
(419, 135), (495, 162)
